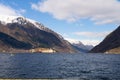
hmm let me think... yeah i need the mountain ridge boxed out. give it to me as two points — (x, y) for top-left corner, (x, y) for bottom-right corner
(0, 16), (77, 53)
(71, 41), (94, 53)
(90, 25), (120, 53)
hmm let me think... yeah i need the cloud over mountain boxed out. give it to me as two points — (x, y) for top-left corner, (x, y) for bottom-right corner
(0, 3), (25, 16)
(31, 0), (120, 24)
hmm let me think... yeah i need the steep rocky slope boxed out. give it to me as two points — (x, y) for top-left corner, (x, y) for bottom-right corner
(0, 16), (77, 53)
(90, 25), (120, 53)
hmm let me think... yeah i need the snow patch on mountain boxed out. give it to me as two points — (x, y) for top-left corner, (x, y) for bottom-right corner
(0, 15), (19, 24)
(0, 15), (64, 40)
(66, 39), (94, 51)
(72, 41), (94, 50)
(0, 15), (47, 31)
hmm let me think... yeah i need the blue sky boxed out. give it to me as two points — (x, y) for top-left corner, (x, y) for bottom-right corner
(0, 0), (120, 46)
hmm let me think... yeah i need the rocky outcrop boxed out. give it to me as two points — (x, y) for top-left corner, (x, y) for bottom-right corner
(90, 25), (120, 53)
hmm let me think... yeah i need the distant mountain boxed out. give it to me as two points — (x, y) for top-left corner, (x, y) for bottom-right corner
(0, 15), (77, 53)
(90, 25), (120, 54)
(70, 41), (94, 53)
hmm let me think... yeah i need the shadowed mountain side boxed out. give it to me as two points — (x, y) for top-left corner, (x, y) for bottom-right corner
(90, 25), (120, 53)
(0, 17), (77, 53)
(0, 32), (32, 49)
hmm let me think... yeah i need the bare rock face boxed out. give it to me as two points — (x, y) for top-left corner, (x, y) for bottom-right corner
(0, 16), (77, 53)
(90, 25), (120, 54)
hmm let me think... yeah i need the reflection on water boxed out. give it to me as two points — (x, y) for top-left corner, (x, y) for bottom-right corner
(0, 53), (120, 79)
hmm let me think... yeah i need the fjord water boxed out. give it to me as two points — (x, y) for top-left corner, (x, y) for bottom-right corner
(0, 53), (120, 79)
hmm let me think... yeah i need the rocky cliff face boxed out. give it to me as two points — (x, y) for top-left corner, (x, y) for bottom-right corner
(0, 16), (77, 53)
(90, 25), (120, 53)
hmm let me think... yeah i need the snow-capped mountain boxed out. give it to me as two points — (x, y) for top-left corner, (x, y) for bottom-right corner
(72, 41), (93, 50)
(0, 15), (77, 53)
(0, 15), (18, 24)
(0, 15), (64, 40)
(68, 41), (94, 52)
(0, 15), (51, 31)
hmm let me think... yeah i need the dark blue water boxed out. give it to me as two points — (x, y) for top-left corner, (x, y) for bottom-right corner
(0, 53), (120, 79)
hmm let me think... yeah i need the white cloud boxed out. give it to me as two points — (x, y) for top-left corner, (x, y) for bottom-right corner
(65, 38), (100, 46)
(80, 40), (100, 46)
(31, 0), (120, 24)
(74, 31), (111, 38)
(65, 38), (79, 44)
(0, 3), (25, 16)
